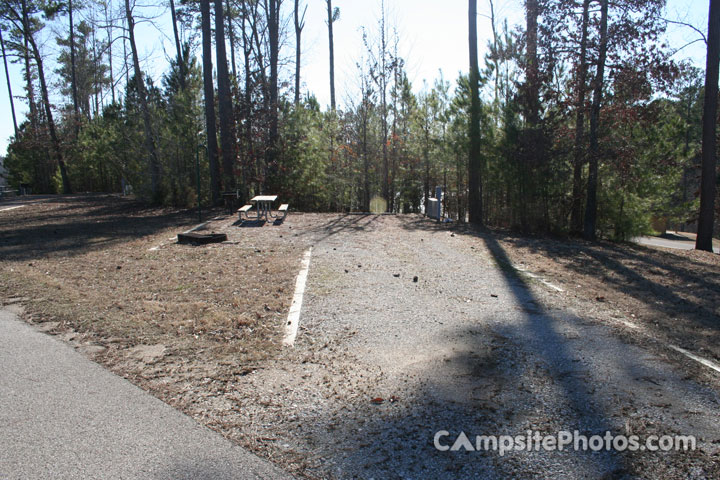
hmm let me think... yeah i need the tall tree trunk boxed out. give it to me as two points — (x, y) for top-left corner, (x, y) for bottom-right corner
(226, 0), (237, 79)
(25, 19), (72, 193)
(525, 0), (539, 126)
(489, 0), (499, 103)
(266, 0), (280, 187)
(294, 0), (306, 104)
(583, 0), (609, 240)
(326, 0), (336, 110)
(125, 0), (160, 201)
(423, 114), (430, 214)
(122, 12), (129, 91)
(69, 0), (79, 131)
(169, 0), (186, 90)
(362, 109), (369, 211)
(696, 0), (720, 251)
(215, 0), (236, 192)
(22, 26), (37, 134)
(0, 28), (18, 137)
(200, 0), (221, 205)
(379, 1), (389, 208)
(91, 19), (100, 116)
(468, 0), (482, 224)
(241, 7), (255, 194)
(104, 1), (115, 104)
(570, 0), (591, 234)
(21, 26), (37, 138)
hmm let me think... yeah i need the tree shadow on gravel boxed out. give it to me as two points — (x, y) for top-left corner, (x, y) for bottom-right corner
(492, 230), (720, 356)
(0, 195), (216, 262)
(297, 216), (648, 478)
(401, 215), (719, 355)
(478, 232), (628, 476)
(297, 213), (381, 243)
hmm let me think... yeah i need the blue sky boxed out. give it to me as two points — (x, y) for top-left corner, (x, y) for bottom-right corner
(0, 0), (710, 157)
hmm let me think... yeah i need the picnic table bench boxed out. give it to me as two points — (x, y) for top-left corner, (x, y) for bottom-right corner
(238, 195), (289, 222)
(0, 187), (16, 199)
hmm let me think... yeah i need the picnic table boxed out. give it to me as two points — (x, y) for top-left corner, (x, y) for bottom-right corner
(238, 195), (289, 222)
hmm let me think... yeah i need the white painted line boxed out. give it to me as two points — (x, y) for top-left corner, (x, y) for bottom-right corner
(513, 265), (564, 292)
(669, 345), (720, 374)
(283, 248), (313, 347)
(0, 205), (25, 212)
(617, 319), (640, 330)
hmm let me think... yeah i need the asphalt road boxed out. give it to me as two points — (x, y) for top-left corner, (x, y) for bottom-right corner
(0, 308), (292, 480)
(633, 232), (720, 253)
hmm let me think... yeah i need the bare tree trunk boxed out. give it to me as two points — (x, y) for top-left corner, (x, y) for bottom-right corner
(294, 0), (306, 104)
(525, 0), (539, 126)
(241, 6), (255, 193)
(422, 111), (430, 214)
(22, 19), (37, 134)
(200, 0), (221, 204)
(169, 0), (185, 90)
(266, 0), (280, 187)
(226, 0), (237, 79)
(91, 17), (100, 116)
(326, 0), (336, 110)
(122, 11), (129, 92)
(125, 0), (160, 201)
(25, 17), (72, 193)
(214, 0), (236, 191)
(377, 1), (389, 208)
(696, 0), (720, 251)
(468, 0), (482, 224)
(103, 1), (115, 104)
(488, 0), (499, 103)
(69, 0), (79, 131)
(0, 28), (18, 137)
(583, 0), (609, 240)
(570, 0), (590, 234)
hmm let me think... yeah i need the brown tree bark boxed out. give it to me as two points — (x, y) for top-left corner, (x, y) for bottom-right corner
(696, 0), (720, 251)
(25, 15), (72, 193)
(468, 0), (482, 224)
(169, 0), (185, 90)
(103, 0), (115, 103)
(68, 0), (79, 132)
(524, 0), (540, 126)
(226, 0), (237, 79)
(200, 0), (221, 205)
(240, 4), (256, 192)
(294, 0), (306, 104)
(570, 0), (591, 234)
(214, 0), (236, 192)
(583, 0), (609, 240)
(266, 0), (280, 187)
(326, 0), (336, 110)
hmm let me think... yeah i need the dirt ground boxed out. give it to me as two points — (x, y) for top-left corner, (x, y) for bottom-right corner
(0, 195), (311, 388)
(1, 196), (719, 479)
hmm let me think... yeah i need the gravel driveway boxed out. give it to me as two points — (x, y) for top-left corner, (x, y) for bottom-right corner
(226, 215), (719, 479)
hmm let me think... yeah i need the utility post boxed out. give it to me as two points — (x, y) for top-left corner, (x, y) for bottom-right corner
(196, 144), (207, 223)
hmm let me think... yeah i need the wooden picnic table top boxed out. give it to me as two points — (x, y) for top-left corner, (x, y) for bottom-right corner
(251, 195), (278, 202)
